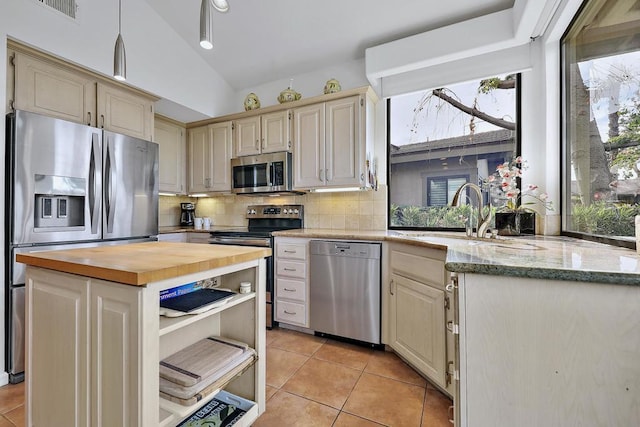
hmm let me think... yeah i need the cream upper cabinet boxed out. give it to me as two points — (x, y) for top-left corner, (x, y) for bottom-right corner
(188, 122), (232, 193)
(293, 95), (371, 190)
(12, 51), (96, 125)
(292, 103), (325, 188)
(8, 44), (157, 141)
(386, 243), (452, 395)
(97, 83), (154, 141)
(234, 110), (291, 157)
(154, 116), (186, 194)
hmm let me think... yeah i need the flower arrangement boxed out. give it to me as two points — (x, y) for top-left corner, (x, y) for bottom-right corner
(487, 156), (553, 213)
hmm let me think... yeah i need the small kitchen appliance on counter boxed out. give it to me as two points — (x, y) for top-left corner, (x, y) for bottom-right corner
(180, 202), (196, 226)
(209, 205), (304, 329)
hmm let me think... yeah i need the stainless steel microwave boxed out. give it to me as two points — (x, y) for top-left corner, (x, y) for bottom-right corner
(231, 151), (294, 194)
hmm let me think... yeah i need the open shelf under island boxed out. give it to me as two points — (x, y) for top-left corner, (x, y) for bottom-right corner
(16, 241), (271, 427)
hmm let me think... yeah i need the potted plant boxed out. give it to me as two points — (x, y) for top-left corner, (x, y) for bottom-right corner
(487, 157), (552, 235)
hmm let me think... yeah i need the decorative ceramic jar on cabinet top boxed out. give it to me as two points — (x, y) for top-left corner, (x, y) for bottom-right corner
(277, 87), (301, 104)
(244, 93), (260, 111)
(323, 78), (341, 94)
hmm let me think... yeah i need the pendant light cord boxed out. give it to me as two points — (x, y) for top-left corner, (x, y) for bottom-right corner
(118, 0), (122, 34)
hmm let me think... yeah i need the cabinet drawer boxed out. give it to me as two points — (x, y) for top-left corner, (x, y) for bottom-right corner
(276, 278), (306, 302)
(276, 260), (306, 279)
(390, 248), (446, 289)
(275, 300), (306, 326)
(276, 243), (306, 260)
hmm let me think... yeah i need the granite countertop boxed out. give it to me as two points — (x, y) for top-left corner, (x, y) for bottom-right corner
(273, 228), (640, 286)
(16, 242), (271, 286)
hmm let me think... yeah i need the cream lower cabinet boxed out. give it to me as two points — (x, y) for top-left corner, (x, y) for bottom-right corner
(188, 122), (232, 193)
(155, 116), (186, 194)
(25, 260), (266, 427)
(386, 243), (452, 395)
(234, 110), (291, 157)
(293, 93), (374, 190)
(274, 237), (308, 327)
(456, 273), (640, 427)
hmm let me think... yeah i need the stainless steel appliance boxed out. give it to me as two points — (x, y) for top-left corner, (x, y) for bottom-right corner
(209, 204), (304, 328)
(5, 110), (159, 383)
(309, 240), (382, 345)
(231, 152), (296, 195)
(180, 202), (196, 226)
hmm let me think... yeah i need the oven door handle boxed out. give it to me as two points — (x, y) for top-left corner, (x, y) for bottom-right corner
(210, 237), (271, 247)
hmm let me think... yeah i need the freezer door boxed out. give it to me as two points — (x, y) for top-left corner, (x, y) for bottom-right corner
(102, 131), (158, 240)
(8, 286), (25, 382)
(9, 110), (103, 245)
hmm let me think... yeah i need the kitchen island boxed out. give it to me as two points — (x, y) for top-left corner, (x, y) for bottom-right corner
(17, 241), (271, 427)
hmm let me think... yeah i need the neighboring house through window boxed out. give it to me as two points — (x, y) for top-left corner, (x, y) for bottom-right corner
(388, 76), (519, 229)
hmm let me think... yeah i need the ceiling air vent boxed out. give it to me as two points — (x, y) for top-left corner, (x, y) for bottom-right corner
(38, 0), (77, 19)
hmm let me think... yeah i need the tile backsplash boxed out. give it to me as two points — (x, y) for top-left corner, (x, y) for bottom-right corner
(159, 185), (388, 230)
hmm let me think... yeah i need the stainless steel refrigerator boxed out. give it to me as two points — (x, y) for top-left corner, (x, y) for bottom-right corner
(5, 110), (159, 383)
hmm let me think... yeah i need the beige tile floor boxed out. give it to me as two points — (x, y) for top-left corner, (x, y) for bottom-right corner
(0, 328), (453, 427)
(255, 327), (453, 427)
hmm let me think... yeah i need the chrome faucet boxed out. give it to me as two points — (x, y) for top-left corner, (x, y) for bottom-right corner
(451, 183), (492, 239)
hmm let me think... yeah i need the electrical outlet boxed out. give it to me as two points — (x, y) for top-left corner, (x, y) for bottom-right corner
(211, 276), (219, 287)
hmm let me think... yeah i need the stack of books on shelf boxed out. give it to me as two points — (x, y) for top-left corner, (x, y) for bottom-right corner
(159, 336), (256, 408)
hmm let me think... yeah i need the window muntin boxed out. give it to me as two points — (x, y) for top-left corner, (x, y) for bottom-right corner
(388, 76), (519, 229)
(562, 0), (640, 244)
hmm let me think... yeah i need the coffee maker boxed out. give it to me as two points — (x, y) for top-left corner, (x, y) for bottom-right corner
(180, 202), (196, 226)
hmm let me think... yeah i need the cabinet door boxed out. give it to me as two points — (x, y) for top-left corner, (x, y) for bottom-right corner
(26, 269), (90, 427)
(91, 280), (141, 427)
(13, 51), (96, 126)
(325, 95), (363, 187)
(97, 83), (154, 140)
(234, 116), (261, 157)
(155, 117), (186, 194)
(292, 103), (325, 189)
(187, 125), (213, 193)
(210, 121), (233, 191)
(389, 273), (447, 389)
(261, 110), (291, 153)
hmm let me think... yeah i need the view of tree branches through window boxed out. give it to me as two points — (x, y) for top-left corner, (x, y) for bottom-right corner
(563, 0), (640, 241)
(388, 76), (518, 229)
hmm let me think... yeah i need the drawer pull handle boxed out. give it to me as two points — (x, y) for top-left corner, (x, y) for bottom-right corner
(284, 250), (296, 253)
(283, 267), (296, 271)
(284, 310), (297, 315)
(283, 288), (296, 292)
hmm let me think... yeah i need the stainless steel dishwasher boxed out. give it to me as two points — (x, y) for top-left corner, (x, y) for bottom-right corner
(309, 240), (381, 345)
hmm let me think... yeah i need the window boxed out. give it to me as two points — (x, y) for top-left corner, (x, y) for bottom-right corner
(388, 75), (519, 229)
(562, 0), (640, 245)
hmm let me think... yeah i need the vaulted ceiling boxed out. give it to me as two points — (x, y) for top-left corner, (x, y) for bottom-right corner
(145, 0), (515, 90)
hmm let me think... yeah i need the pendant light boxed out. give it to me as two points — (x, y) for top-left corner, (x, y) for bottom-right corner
(211, 0), (229, 13)
(199, 0), (213, 49)
(113, 0), (126, 81)
(200, 0), (229, 50)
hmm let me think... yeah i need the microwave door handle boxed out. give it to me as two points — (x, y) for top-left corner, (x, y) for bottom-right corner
(268, 162), (273, 187)
(89, 133), (100, 234)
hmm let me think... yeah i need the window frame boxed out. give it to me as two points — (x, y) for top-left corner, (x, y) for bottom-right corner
(559, 0), (637, 250)
(386, 75), (522, 231)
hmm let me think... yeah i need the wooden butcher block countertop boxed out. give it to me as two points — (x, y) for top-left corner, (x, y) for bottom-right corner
(16, 242), (272, 286)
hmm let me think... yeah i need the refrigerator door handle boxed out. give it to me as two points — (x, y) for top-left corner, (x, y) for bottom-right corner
(89, 133), (100, 234)
(105, 139), (117, 233)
